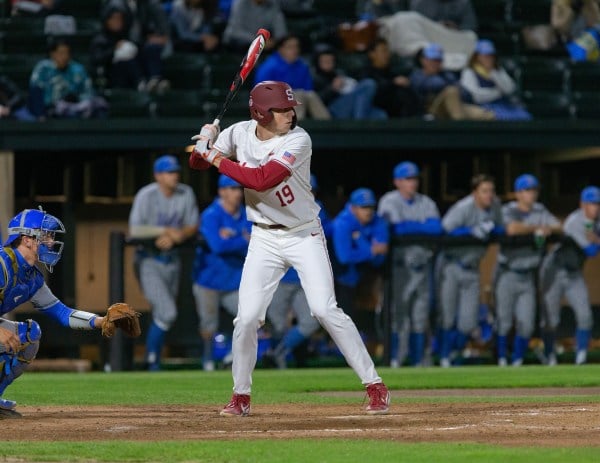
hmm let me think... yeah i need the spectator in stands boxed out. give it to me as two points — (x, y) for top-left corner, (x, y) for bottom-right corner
(331, 188), (389, 322)
(0, 75), (36, 121)
(312, 43), (387, 120)
(105, 0), (171, 93)
(90, 4), (146, 91)
(460, 39), (532, 121)
(170, 0), (220, 53)
(410, 43), (494, 120)
(29, 37), (108, 119)
(361, 37), (420, 118)
(409, 0), (477, 31)
(356, 0), (406, 20)
(254, 35), (330, 120)
(11, 0), (60, 16)
(552, 0), (600, 43)
(552, 0), (600, 61)
(222, 0), (287, 53)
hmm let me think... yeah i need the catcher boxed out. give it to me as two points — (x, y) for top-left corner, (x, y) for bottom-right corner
(0, 208), (140, 419)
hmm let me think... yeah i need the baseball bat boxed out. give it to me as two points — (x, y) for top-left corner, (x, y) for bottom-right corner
(212, 28), (270, 126)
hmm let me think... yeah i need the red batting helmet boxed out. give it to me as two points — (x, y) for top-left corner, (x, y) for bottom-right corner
(249, 81), (300, 126)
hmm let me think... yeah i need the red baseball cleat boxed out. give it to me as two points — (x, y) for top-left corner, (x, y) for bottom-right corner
(220, 393), (251, 417)
(365, 382), (390, 415)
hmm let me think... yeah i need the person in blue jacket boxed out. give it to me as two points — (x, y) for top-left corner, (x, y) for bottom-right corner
(332, 188), (389, 328)
(254, 34), (330, 120)
(192, 175), (251, 371)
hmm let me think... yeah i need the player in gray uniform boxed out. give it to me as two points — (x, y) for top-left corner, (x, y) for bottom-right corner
(539, 185), (600, 366)
(129, 155), (199, 371)
(377, 161), (442, 367)
(495, 174), (561, 367)
(439, 174), (503, 367)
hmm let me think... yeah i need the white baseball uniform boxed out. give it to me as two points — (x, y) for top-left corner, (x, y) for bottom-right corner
(214, 120), (382, 394)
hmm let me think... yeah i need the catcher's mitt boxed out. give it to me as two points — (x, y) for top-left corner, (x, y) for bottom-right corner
(101, 302), (141, 338)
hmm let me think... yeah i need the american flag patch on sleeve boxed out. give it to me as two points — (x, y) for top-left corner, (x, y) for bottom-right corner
(282, 151), (297, 165)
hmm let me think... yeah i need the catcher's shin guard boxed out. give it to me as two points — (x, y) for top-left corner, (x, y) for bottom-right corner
(0, 320), (41, 396)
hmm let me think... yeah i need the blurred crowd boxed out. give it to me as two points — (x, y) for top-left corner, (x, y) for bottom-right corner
(4, 0), (600, 122)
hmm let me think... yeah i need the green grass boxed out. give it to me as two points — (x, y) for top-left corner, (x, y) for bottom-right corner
(9, 365), (600, 406)
(2, 441), (600, 463)
(3, 366), (600, 462)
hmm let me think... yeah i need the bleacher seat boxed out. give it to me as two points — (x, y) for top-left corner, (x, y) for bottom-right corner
(57, 0), (103, 18)
(152, 90), (206, 118)
(103, 89), (153, 118)
(472, 0), (509, 32)
(202, 88), (250, 119)
(573, 92), (600, 119)
(519, 56), (569, 93)
(0, 53), (41, 88)
(162, 53), (208, 90)
(570, 62), (600, 93)
(522, 91), (574, 119)
(2, 30), (94, 54)
(336, 52), (369, 79)
(511, 0), (553, 26)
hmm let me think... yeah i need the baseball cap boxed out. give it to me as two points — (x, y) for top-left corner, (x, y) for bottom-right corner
(394, 161), (420, 179)
(423, 43), (443, 60)
(218, 174), (241, 188)
(153, 155), (181, 173)
(581, 186), (600, 203)
(349, 188), (377, 207)
(475, 39), (496, 55)
(514, 174), (539, 192)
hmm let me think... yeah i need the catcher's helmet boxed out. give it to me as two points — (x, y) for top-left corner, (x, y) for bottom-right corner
(249, 81), (300, 126)
(4, 207), (65, 272)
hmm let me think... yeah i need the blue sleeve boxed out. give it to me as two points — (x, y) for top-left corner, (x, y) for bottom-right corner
(298, 63), (313, 91)
(40, 300), (76, 328)
(254, 59), (274, 85)
(394, 218), (443, 235)
(449, 226), (472, 236)
(584, 243), (600, 257)
(373, 217), (390, 243)
(201, 211), (248, 255)
(333, 221), (372, 265)
(491, 225), (505, 236)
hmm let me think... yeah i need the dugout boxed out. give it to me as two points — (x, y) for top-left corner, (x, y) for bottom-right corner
(2, 118), (600, 369)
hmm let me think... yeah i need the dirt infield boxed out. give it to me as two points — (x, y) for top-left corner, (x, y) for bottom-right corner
(3, 388), (600, 447)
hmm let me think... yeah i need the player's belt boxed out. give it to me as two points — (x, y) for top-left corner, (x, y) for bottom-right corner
(253, 222), (288, 230)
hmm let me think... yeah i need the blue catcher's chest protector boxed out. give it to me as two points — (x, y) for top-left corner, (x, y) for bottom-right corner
(0, 247), (45, 316)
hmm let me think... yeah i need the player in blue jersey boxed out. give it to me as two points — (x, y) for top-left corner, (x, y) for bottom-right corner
(331, 188), (389, 332)
(378, 162), (442, 367)
(0, 208), (109, 417)
(193, 174), (251, 371)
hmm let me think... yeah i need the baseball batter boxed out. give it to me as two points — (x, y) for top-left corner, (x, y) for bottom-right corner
(0, 208), (108, 417)
(377, 161), (442, 367)
(193, 174), (251, 371)
(439, 174), (503, 367)
(539, 185), (600, 365)
(189, 80), (389, 416)
(129, 155), (199, 371)
(495, 174), (561, 367)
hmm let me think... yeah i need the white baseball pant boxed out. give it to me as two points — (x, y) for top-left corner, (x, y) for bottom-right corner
(231, 219), (381, 394)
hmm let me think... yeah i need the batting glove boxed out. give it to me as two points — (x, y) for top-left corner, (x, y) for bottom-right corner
(191, 124), (220, 151)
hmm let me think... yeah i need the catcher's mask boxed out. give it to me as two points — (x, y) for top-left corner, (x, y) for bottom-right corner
(5, 207), (65, 272)
(249, 81), (300, 128)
